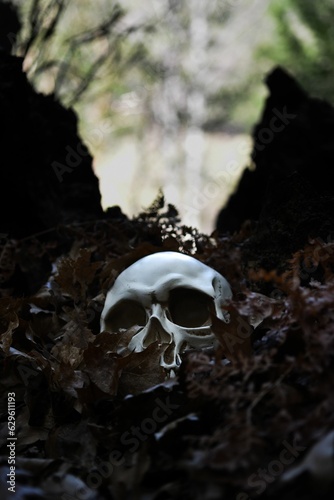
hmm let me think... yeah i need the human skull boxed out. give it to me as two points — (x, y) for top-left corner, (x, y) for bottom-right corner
(100, 251), (232, 374)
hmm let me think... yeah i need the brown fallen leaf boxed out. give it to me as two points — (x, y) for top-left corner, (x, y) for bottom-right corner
(116, 341), (169, 396)
(0, 315), (19, 355)
(55, 248), (102, 300)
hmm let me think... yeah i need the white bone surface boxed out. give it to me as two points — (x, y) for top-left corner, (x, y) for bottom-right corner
(100, 251), (232, 373)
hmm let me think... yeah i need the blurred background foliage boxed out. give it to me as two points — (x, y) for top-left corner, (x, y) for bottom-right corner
(260, 0), (334, 103)
(7, 0), (334, 232)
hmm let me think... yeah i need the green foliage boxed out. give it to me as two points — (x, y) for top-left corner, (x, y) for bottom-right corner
(205, 74), (268, 133)
(12, 0), (269, 134)
(11, 0), (160, 145)
(9, 0), (282, 147)
(261, 0), (334, 103)
(15, 5), (148, 112)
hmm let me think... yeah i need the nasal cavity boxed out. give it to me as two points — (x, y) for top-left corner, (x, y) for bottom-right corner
(142, 316), (171, 347)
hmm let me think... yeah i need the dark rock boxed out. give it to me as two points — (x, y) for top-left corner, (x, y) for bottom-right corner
(216, 66), (334, 268)
(0, 52), (104, 239)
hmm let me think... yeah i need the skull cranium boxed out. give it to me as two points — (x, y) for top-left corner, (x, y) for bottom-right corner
(100, 251), (232, 374)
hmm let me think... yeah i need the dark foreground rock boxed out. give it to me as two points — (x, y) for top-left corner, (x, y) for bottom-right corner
(0, 10), (105, 295)
(0, 51), (104, 240)
(216, 66), (334, 271)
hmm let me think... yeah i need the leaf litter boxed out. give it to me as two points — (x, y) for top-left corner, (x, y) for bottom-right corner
(1, 196), (334, 499)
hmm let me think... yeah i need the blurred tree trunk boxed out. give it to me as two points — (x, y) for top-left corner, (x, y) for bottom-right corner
(182, 0), (209, 226)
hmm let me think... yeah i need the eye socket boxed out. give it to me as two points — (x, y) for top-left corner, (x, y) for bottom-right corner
(104, 300), (147, 332)
(168, 288), (212, 328)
